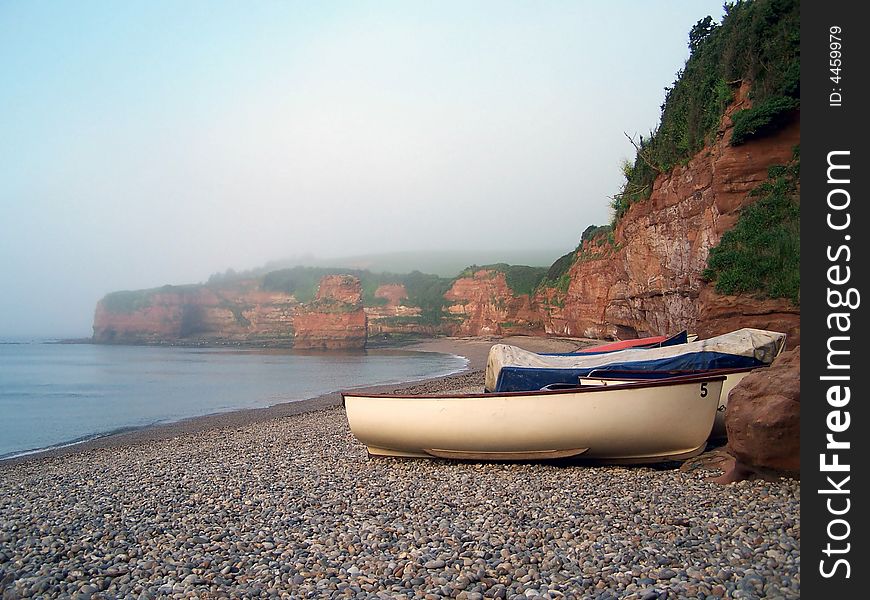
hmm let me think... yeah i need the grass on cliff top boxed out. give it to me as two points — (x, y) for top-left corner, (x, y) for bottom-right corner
(101, 285), (200, 314)
(102, 265), (454, 325)
(103, 263), (545, 325)
(261, 266), (361, 303)
(457, 264), (548, 297)
(261, 266), (454, 325)
(612, 0), (799, 224)
(537, 224), (615, 293)
(702, 154), (799, 305)
(398, 271), (454, 325)
(263, 266), (391, 306)
(101, 290), (153, 314)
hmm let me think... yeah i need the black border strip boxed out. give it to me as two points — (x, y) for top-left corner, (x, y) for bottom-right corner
(801, 0), (867, 595)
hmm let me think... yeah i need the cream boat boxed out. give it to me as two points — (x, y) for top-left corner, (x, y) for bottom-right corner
(343, 374), (724, 464)
(576, 367), (758, 440)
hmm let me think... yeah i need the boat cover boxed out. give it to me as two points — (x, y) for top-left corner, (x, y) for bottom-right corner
(485, 328), (786, 392)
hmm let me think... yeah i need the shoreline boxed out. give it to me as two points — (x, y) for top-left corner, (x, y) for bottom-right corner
(0, 335), (590, 468)
(0, 335), (800, 599)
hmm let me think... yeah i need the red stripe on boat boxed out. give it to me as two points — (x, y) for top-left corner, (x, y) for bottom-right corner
(582, 335), (669, 353)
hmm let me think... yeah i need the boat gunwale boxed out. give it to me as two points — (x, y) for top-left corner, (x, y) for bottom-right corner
(341, 372), (727, 400)
(580, 366), (762, 380)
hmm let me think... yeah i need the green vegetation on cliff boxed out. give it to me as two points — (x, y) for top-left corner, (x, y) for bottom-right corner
(730, 95), (800, 146)
(101, 285), (200, 314)
(262, 266), (359, 303)
(537, 224), (616, 292)
(257, 265), (457, 324)
(400, 271), (454, 325)
(458, 264), (548, 297)
(612, 0), (799, 222)
(103, 261), (551, 328)
(580, 224), (612, 246)
(703, 152), (800, 304)
(262, 263), (549, 323)
(101, 290), (153, 314)
(539, 251), (575, 292)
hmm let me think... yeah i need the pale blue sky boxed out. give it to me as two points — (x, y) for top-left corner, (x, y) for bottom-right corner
(1, 1), (725, 337)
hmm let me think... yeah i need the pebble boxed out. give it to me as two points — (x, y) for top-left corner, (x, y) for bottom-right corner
(0, 372), (800, 598)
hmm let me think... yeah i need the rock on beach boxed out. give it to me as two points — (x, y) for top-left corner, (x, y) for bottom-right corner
(725, 346), (801, 478)
(0, 371), (800, 599)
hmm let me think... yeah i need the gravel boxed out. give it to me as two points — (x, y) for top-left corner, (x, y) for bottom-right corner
(0, 371), (800, 599)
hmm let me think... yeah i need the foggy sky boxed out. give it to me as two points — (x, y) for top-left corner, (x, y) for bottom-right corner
(0, 1), (724, 337)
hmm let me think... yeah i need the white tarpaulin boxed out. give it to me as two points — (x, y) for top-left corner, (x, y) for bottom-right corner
(485, 328), (787, 392)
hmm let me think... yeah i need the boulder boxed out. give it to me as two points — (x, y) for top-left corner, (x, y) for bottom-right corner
(718, 346), (800, 481)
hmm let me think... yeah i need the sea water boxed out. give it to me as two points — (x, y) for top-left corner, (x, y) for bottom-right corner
(0, 340), (467, 459)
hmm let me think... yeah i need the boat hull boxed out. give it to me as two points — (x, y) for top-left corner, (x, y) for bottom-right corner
(578, 368), (756, 440)
(343, 375), (724, 463)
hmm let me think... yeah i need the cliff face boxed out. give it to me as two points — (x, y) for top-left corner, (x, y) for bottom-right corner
(293, 275), (367, 350)
(93, 275), (367, 349)
(364, 284), (436, 338)
(92, 281), (297, 345)
(443, 270), (544, 336)
(536, 83), (800, 345)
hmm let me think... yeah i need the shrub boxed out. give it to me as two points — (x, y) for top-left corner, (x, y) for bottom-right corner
(542, 250), (576, 285)
(703, 157), (799, 304)
(580, 224), (612, 245)
(730, 95), (799, 145)
(501, 265), (548, 296)
(457, 263), (548, 297)
(401, 271), (454, 324)
(261, 266), (343, 301)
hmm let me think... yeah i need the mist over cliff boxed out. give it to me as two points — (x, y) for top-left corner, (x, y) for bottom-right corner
(89, 0), (799, 348)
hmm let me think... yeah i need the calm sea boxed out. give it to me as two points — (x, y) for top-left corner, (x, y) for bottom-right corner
(0, 340), (467, 459)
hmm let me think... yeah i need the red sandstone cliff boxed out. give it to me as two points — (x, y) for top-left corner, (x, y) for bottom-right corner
(293, 275), (367, 350)
(364, 284), (436, 338)
(443, 270), (544, 337)
(536, 83), (800, 346)
(92, 280), (297, 345)
(93, 275), (367, 349)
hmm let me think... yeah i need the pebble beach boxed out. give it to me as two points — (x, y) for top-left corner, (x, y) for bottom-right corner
(0, 339), (800, 599)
